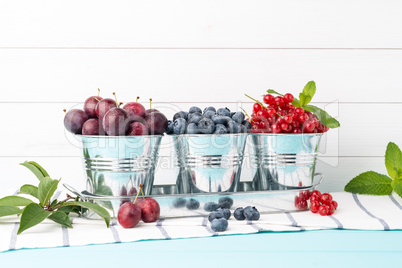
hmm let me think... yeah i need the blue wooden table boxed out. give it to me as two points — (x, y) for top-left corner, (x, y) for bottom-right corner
(1, 229), (401, 267)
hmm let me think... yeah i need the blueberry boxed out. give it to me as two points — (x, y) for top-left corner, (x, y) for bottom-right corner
(198, 118), (215, 134)
(186, 123), (199, 134)
(227, 120), (241, 133)
(232, 112), (245, 124)
(217, 208), (231, 220)
(203, 106), (216, 113)
(173, 118), (188, 134)
(173, 111), (189, 121)
(240, 125), (248, 133)
(243, 206), (260, 221)
(203, 110), (216, 119)
(214, 124), (227, 134)
(188, 112), (203, 124)
(204, 202), (220, 212)
(216, 107), (231, 117)
(234, 207), (246, 220)
(219, 197), (234, 207)
(212, 115), (231, 125)
(172, 198), (186, 208)
(208, 210), (225, 222)
(230, 112), (236, 117)
(211, 218), (228, 232)
(166, 120), (174, 134)
(242, 120), (252, 131)
(189, 106), (202, 114)
(186, 198), (200, 210)
(219, 200), (232, 209)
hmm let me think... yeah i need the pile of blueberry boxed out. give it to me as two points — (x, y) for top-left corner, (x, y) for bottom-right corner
(205, 197), (234, 232)
(233, 206), (260, 221)
(166, 106), (251, 135)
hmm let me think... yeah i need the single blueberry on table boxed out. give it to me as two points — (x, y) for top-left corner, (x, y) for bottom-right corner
(217, 208), (231, 220)
(186, 198), (200, 210)
(166, 120), (174, 134)
(214, 124), (227, 134)
(173, 118), (188, 134)
(189, 106), (202, 114)
(198, 118), (215, 134)
(203, 106), (216, 113)
(208, 210), (225, 222)
(172, 198), (187, 208)
(212, 115), (231, 125)
(204, 202), (220, 212)
(243, 206), (260, 221)
(217, 107), (231, 117)
(203, 110), (216, 119)
(173, 111), (189, 121)
(232, 111), (245, 124)
(219, 197), (234, 207)
(227, 120), (241, 133)
(211, 218), (228, 232)
(234, 207), (246, 220)
(186, 123), (199, 134)
(188, 112), (203, 124)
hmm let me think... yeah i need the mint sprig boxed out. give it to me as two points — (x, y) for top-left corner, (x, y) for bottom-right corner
(0, 161), (110, 234)
(267, 81), (340, 128)
(345, 142), (402, 198)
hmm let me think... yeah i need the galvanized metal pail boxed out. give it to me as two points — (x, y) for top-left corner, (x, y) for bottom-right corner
(249, 133), (323, 190)
(79, 135), (162, 197)
(172, 133), (247, 194)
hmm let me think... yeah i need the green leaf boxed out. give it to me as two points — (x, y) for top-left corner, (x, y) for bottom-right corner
(0, 206), (22, 217)
(292, 98), (301, 107)
(38, 177), (60, 207)
(0, 196), (33, 207)
(385, 142), (402, 180)
(61, 201), (110, 227)
(57, 205), (81, 215)
(391, 179), (402, 198)
(18, 184), (39, 199)
(18, 203), (51, 234)
(304, 105), (340, 128)
(302, 81), (316, 98)
(344, 171), (393, 195)
(48, 211), (73, 228)
(20, 161), (49, 181)
(267, 89), (283, 96)
(299, 93), (312, 107)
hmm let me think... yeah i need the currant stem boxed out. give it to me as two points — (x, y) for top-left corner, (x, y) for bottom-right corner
(245, 94), (264, 107)
(132, 184), (143, 205)
(240, 107), (253, 123)
(113, 92), (118, 108)
(276, 112), (283, 118)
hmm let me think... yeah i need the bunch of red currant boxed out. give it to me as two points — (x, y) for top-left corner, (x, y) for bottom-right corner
(247, 93), (329, 134)
(295, 190), (338, 216)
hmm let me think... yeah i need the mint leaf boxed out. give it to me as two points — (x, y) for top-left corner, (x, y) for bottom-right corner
(19, 184), (39, 199)
(0, 206), (22, 217)
(267, 89), (283, 96)
(302, 81), (316, 98)
(20, 161), (48, 181)
(18, 203), (51, 234)
(61, 201), (110, 227)
(304, 105), (340, 128)
(0, 196), (33, 207)
(344, 171), (393, 195)
(391, 180), (402, 198)
(38, 177), (60, 207)
(48, 211), (73, 228)
(299, 93), (312, 107)
(385, 142), (402, 180)
(292, 98), (301, 107)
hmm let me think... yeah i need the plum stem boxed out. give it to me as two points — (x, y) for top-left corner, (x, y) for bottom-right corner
(132, 184), (143, 205)
(119, 102), (123, 107)
(63, 109), (66, 114)
(93, 97), (100, 102)
(136, 96), (140, 102)
(113, 92), (118, 108)
(149, 98), (152, 109)
(140, 185), (146, 200)
(97, 88), (100, 96)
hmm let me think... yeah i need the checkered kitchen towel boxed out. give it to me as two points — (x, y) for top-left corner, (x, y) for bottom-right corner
(1, 192), (402, 252)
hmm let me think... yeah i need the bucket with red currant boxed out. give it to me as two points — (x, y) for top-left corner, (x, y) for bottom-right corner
(245, 81), (340, 190)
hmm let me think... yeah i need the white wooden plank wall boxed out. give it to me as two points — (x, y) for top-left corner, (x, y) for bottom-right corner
(0, 0), (401, 193)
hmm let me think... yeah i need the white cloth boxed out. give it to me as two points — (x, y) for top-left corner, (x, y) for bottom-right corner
(1, 191), (402, 252)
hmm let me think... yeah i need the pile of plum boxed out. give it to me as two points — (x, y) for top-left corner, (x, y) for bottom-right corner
(63, 93), (168, 136)
(165, 106), (251, 135)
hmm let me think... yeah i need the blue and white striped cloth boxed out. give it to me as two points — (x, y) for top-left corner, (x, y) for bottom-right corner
(1, 192), (402, 252)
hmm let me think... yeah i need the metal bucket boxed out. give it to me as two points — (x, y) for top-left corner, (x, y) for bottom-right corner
(172, 133), (247, 194)
(249, 133), (322, 190)
(79, 135), (162, 197)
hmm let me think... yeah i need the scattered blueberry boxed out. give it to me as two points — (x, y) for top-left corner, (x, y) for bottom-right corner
(243, 206), (260, 221)
(186, 123), (199, 134)
(203, 106), (216, 113)
(173, 118), (188, 134)
(173, 111), (189, 121)
(216, 107), (231, 117)
(198, 118), (215, 134)
(214, 124), (228, 134)
(212, 115), (231, 125)
(217, 208), (231, 220)
(166, 120), (174, 134)
(234, 207), (246, 220)
(211, 218), (228, 232)
(172, 198), (187, 208)
(232, 112), (245, 124)
(227, 120), (241, 133)
(203, 110), (216, 119)
(208, 210), (225, 222)
(219, 200), (232, 209)
(186, 198), (200, 210)
(219, 197), (234, 207)
(188, 112), (203, 124)
(189, 106), (202, 114)
(204, 202), (220, 212)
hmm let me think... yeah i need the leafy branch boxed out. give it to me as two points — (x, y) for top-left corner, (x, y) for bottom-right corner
(0, 161), (110, 234)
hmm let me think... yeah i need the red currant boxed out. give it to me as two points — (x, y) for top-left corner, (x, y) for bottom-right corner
(274, 96), (285, 107)
(276, 117), (285, 125)
(310, 195), (320, 203)
(303, 121), (315, 133)
(281, 103), (290, 110)
(310, 201), (320, 213)
(294, 196), (300, 208)
(271, 123), (282, 133)
(319, 193), (333, 205)
(327, 204), (336, 215)
(295, 107), (305, 115)
(299, 200), (308, 210)
(318, 205), (329, 216)
(283, 93), (294, 103)
(310, 190), (321, 198)
(288, 104), (295, 109)
(267, 107), (276, 117)
(331, 200), (338, 210)
(284, 115), (293, 124)
(298, 113), (308, 124)
(253, 103), (262, 113)
(292, 128), (302, 134)
(263, 94), (274, 105)
(280, 123), (290, 131)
